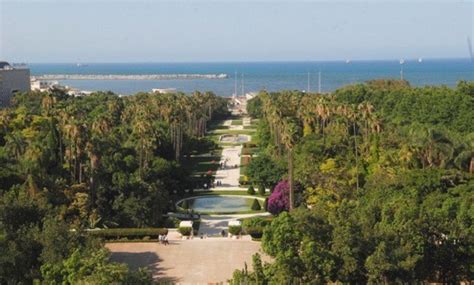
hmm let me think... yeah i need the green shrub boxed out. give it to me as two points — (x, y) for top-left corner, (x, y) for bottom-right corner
(163, 217), (181, 228)
(88, 228), (168, 241)
(245, 227), (264, 239)
(263, 198), (268, 211)
(247, 185), (256, 195)
(242, 217), (272, 239)
(239, 178), (250, 186)
(178, 227), (192, 236)
(251, 199), (261, 211)
(228, 225), (242, 235)
(181, 200), (189, 210)
(242, 217), (271, 229)
(258, 184), (265, 196)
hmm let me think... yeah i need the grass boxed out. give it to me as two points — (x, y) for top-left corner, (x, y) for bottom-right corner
(241, 147), (258, 155)
(209, 125), (230, 130)
(183, 150), (222, 175)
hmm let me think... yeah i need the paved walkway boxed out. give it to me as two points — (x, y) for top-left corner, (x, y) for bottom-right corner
(214, 145), (242, 188)
(107, 239), (269, 284)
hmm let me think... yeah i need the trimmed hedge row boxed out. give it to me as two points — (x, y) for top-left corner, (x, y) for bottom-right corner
(228, 225), (242, 235)
(88, 228), (168, 241)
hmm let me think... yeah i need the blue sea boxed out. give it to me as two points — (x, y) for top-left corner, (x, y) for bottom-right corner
(29, 59), (474, 96)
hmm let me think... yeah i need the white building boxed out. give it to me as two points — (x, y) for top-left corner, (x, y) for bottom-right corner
(30, 78), (59, 92)
(0, 62), (31, 107)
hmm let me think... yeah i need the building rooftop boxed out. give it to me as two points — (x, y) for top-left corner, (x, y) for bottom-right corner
(0, 61), (12, 69)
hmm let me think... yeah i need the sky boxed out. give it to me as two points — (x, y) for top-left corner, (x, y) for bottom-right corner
(0, 0), (473, 62)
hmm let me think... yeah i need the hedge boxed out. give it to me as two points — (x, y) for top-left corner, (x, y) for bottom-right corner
(178, 227), (193, 236)
(245, 226), (264, 239)
(251, 199), (261, 210)
(228, 225), (242, 235)
(247, 185), (256, 195)
(88, 228), (168, 241)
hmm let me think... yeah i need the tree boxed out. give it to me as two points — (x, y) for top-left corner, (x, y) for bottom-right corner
(250, 199), (261, 211)
(245, 153), (285, 188)
(267, 181), (290, 215)
(247, 185), (255, 195)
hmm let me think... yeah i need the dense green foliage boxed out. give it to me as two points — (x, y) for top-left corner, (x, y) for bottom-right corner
(228, 225), (242, 235)
(232, 80), (474, 283)
(250, 199), (261, 211)
(0, 90), (229, 283)
(247, 185), (255, 195)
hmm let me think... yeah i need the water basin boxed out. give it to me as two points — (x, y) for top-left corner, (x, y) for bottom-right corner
(177, 195), (263, 213)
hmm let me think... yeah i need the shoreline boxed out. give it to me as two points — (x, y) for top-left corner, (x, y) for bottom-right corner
(33, 73), (228, 80)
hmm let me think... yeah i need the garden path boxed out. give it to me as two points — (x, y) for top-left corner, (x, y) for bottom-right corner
(213, 145), (243, 190)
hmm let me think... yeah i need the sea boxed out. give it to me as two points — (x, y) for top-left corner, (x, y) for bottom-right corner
(28, 59), (474, 96)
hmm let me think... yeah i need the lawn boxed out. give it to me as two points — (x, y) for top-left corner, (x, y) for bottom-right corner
(182, 154), (221, 175)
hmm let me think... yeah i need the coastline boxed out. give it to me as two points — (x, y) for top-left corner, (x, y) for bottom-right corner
(34, 73), (228, 80)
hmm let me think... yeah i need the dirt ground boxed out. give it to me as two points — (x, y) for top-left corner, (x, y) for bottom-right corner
(106, 238), (268, 284)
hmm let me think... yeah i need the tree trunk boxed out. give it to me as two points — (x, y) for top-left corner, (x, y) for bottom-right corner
(470, 156), (474, 174)
(353, 122), (359, 191)
(288, 148), (294, 211)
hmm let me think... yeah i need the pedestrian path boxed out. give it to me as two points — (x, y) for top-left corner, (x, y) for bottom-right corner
(214, 145), (242, 188)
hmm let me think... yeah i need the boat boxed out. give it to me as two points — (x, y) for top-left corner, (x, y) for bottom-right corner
(418, 58), (423, 63)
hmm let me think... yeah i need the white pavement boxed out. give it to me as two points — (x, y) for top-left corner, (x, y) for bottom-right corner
(107, 239), (270, 284)
(214, 145), (242, 188)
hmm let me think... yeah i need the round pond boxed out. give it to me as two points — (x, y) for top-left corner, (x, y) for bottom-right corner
(177, 195), (263, 213)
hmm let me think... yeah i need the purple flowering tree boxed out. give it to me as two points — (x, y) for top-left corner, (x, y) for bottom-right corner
(267, 180), (290, 215)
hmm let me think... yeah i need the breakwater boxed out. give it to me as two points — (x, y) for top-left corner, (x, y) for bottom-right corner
(34, 73), (228, 80)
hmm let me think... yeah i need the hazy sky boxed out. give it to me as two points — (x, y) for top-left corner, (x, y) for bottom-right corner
(0, 0), (472, 62)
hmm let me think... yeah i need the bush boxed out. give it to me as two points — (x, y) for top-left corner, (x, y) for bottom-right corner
(239, 177), (250, 186)
(258, 184), (265, 196)
(181, 200), (189, 210)
(263, 198), (268, 211)
(163, 217), (181, 228)
(245, 227), (264, 239)
(178, 227), (192, 236)
(247, 185), (256, 195)
(88, 228), (168, 241)
(228, 225), (242, 235)
(242, 217), (272, 239)
(242, 217), (272, 229)
(251, 199), (261, 211)
(267, 180), (290, 215)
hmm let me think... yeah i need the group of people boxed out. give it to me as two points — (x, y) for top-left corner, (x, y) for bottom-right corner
(219, 162), (239, 170)
(159, 234), (169, 245)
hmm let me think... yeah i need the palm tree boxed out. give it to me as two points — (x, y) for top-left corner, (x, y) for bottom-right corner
(453, 133), (474, 174)
(358, 101), (375, 148)
(280, 118), (301, 211)
(408, 127), (454, 168)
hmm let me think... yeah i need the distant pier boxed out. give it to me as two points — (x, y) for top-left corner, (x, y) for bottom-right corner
(34, 73), (228, 80)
